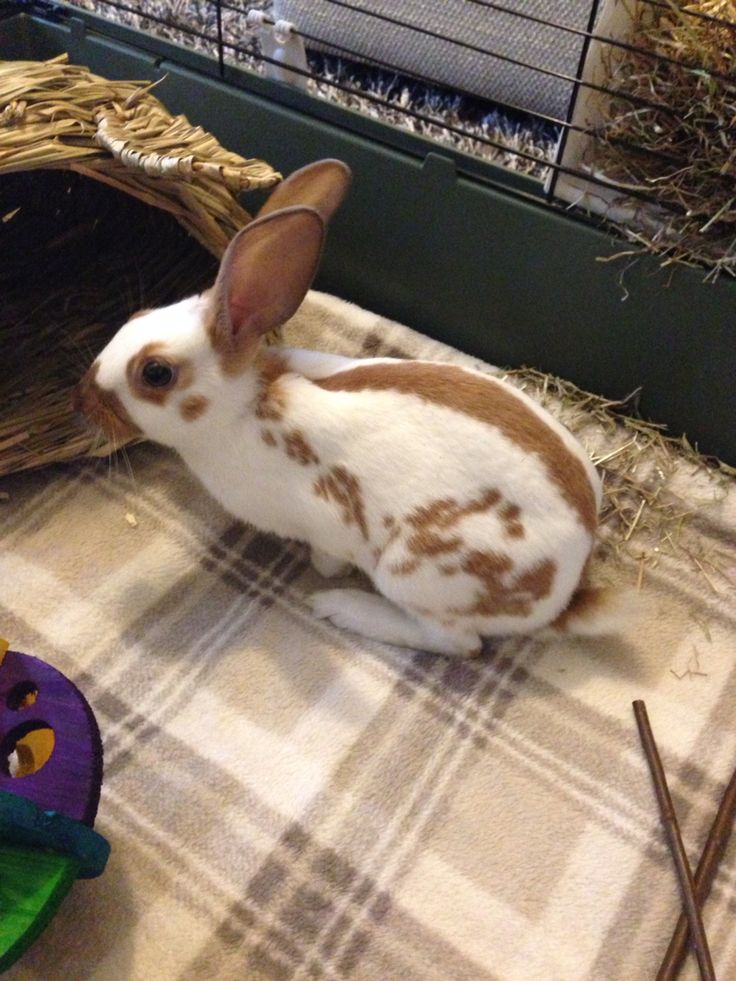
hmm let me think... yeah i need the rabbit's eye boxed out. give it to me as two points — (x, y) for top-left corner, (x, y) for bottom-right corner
(141, 360), (176, 388)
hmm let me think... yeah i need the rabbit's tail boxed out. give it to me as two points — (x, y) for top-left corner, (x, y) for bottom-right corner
(545, 585), (646, 638)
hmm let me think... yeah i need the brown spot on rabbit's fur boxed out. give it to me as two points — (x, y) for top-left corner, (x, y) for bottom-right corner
(383, 515), (396, 529)
(404, 488), (503, 559)
(313, 466), (369, 540)
(73, 362), (141, 441)
(389, 558), (421, 576)
(500, 502), (520, 523)
(283, 429), (319, 466)
(499, 502), (526, 539)
(452, 551), (557, 618)
(180, 394), (210, 421)
(261, 429), (277, 447)
(407, 499), (457, 532)
(408, 489), (502, 532)
(126, 343), (193, 405)
(318, 363), (597, 532)
(407, 530), (463, 557)
(254, 351), (289, 421)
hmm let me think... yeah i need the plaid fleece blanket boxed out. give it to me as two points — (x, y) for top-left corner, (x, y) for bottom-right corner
(2, 292), (735, 980)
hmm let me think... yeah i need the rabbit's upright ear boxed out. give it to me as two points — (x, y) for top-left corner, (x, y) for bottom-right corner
(257, 159), (352, 224)
(208, 206), (324, 369)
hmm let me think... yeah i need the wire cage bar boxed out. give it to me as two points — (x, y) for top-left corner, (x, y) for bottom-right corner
(22, 0), (736, 276)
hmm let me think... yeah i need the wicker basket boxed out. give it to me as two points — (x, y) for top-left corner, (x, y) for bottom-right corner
(0, 54), (281, 477)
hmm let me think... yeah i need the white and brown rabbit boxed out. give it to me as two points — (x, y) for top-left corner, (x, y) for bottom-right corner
(75, 159), (625, 657)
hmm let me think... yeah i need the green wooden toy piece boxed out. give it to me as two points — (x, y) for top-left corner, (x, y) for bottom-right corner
(0, 842), (80, 972)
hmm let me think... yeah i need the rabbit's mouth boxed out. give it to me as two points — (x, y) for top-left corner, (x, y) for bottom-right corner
(72, 363), (142, 443)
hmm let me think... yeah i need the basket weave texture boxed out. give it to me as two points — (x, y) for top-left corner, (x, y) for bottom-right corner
(0, 54), (281, 476)
(0, 53), (280, 254)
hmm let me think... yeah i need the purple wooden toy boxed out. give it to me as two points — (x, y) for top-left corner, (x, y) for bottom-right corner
(0, 648), (102, 826)
(0, 643), (108, 972)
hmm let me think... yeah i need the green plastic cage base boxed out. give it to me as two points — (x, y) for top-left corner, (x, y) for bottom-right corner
(1, 3), (734, 464)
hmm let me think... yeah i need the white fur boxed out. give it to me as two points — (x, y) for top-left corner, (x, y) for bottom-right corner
(90, 292), (602, 658)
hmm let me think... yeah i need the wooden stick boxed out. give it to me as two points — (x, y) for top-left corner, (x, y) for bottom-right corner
(632, 700), (716, 981)
(657, 764), (736, 980)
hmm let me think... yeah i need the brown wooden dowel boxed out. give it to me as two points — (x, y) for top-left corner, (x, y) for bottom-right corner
(632, 700), (716, 981)
(657, 764), (736, 980)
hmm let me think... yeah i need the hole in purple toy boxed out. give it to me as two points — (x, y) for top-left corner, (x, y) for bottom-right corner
(2, 723), (55, 778)
(7, 681), (38, 711)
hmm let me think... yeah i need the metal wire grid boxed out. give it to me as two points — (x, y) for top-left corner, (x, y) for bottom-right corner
(45, 0), (736, 217)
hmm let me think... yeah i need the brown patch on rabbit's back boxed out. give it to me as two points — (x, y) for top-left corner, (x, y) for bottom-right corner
(389, 558), (421, 576)
(408, 489), (502, 532)
(318, 362), (597, 533)
(313, 466), (369, 540)
(408, 530), (463, 557)
(453, 550), (557, 618)
(404, 488), (503, 559)
(379, 488), (527, 577)
(499, 502), (525, 539)
(283, 429), (320, 466)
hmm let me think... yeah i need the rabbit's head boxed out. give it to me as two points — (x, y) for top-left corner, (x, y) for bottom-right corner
(74, 159), (351, 448)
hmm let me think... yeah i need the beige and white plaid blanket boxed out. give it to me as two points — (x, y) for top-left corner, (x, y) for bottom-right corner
(3, 293), (735, 980)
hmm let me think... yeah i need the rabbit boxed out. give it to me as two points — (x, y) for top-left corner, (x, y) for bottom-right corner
(74, 158), (625, 658)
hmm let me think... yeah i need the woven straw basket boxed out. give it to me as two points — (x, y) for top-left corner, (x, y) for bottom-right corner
(0, 54), (281, 477)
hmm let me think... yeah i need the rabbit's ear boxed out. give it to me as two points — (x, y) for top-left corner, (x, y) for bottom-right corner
(209, 206), (324, 366)
(257, 159), (351, 224)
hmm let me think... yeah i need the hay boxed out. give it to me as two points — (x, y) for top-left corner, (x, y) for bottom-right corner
(0, 54), (279, 252)
(0, 54), (280, 476)
(505, 366), (735, 586)
(590, 0), (736, 279)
